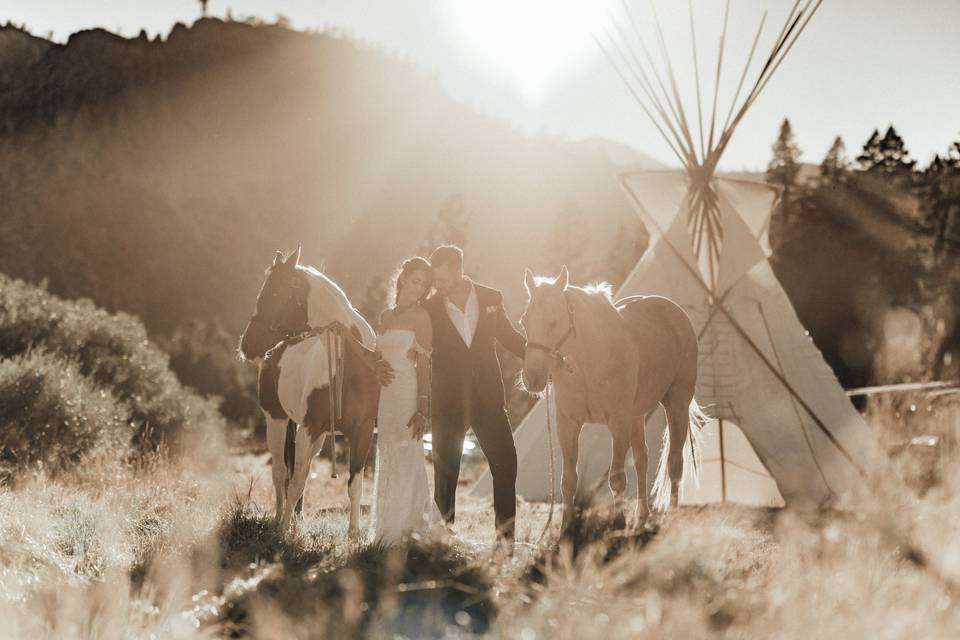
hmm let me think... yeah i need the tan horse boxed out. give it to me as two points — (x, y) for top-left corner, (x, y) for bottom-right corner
(520, 266), (706, 529)
(239, 248), (379, 536)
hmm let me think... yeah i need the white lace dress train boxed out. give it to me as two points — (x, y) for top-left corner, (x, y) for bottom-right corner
(372, 329), (442, 544)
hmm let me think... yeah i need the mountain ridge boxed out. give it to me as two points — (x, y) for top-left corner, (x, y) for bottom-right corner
(0, 18), (649, 334)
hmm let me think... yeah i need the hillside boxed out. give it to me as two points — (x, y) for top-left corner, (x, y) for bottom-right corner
(0, 18), (654, 335)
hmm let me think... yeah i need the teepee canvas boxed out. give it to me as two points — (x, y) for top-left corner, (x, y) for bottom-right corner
(474, 0), (885, 507)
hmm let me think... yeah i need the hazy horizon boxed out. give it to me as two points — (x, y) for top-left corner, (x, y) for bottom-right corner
(5, 0), (959, 171)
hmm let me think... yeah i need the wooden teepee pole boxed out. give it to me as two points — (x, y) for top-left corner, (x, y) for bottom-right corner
(595, 33), (690, 168)
(719, 419), (728, 502)
(706, 0), (731, 154)
(688, 0), (707, 161)
(603, 24), (693, 164)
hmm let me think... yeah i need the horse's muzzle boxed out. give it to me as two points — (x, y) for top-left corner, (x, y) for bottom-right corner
(522, 369), (548, 394)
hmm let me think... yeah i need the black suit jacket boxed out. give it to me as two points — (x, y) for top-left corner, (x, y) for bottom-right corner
(425, 282), (526, 416)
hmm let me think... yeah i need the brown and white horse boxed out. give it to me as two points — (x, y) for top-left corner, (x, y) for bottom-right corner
(239, 248), (379, 535)
(520, 266), (706, 530)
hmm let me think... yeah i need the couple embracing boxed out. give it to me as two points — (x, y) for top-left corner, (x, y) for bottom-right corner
(373, 245), (526, 546)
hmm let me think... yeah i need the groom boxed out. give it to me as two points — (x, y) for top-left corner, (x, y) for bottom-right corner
(425, 245), (527, 543)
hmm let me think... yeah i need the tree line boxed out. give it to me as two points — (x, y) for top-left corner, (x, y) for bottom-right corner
(766, 120), (960, 388)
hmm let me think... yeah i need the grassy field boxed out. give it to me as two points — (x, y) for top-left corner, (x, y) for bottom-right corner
(2, 403), (960, 639)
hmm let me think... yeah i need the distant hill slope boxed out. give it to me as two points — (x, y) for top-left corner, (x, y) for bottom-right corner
(0, 19), (656, 335)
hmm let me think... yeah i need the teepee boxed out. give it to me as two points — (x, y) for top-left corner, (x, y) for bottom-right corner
(474, 0), (885, 508)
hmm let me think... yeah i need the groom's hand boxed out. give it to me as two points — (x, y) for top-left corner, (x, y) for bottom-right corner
(375, 352), (395, 386)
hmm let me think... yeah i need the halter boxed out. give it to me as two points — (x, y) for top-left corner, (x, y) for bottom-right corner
(525, 292), (576, 373)
(248, 279), (308, 339)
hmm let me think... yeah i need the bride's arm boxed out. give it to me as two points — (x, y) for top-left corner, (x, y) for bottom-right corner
(374, 309), (395, 386)
(410, 310), (433, 438)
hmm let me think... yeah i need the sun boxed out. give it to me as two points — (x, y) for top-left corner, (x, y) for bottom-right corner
(441, 0), (616, 104)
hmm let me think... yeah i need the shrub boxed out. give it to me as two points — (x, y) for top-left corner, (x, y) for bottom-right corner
(0, 350), (132, 479)
(162, 321), (262, 434)
(0, 275), (69, 357)
(206, 502), (496, 638)
(0, 274), (224, 451)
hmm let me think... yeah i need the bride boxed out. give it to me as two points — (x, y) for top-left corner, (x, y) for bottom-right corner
(372, 256), (442, 543)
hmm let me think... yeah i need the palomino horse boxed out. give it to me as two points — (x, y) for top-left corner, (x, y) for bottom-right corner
(239, 248), (379, 535)
(520, 266), (706, 530)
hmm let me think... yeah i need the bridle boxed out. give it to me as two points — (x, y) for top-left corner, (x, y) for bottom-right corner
(248, 280), (309, 344)
(525, 291), (577, 373)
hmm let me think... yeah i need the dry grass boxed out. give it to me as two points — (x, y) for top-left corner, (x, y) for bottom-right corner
(2, 402), (960, 639)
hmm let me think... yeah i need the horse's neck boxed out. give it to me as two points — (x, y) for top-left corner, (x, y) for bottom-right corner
(568, 291), (627, 361)
(305, 276), (376, 349)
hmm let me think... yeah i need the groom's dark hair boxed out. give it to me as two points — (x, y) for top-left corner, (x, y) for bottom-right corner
(429, 245), (463, 270)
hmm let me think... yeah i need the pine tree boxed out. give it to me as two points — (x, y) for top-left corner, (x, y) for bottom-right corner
(947, 140), (960, 169)
(820, 136), (850, 184)
(858, 126), (916, 185)
(544, 197), (598, 281)
(766, 118), (802, 251)
(604, 221), (646, 289)
(877, 126), (916, 174)
(922, 140), (960, 260)
(856, 129), (882, 171)
(419, 193), (469, 256)
(766, 118), (802, 188)
(357, 274), (387, 325)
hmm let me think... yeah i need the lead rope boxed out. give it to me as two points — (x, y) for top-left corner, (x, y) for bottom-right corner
(535, 374), (557, 547)
(335, 328), (344, 423)
(326, 326), (343, 479)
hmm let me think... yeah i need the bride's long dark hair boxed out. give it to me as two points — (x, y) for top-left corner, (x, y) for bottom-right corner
(391, 257), (433, 308)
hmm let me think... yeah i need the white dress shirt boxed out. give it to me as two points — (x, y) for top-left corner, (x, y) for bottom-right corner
(445, 281), (479, 347)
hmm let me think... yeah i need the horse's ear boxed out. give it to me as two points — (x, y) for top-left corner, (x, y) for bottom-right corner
(272, 251), (284, 268)
(524, 269), (536, 295)
(556, 265), (569, 290)
(285, 245), (301, 267)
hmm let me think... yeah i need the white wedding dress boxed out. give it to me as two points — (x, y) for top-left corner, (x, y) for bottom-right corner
(372, 329), (442, 544)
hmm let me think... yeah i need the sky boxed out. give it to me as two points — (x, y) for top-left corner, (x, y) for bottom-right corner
(5, 0), (960, 171)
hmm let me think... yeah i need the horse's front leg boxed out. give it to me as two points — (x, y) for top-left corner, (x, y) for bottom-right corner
(265, 415), (289, 522)
(280, 428), (323, 533)
(347, 470), (362, 541)
(346, 419), (373, 542)
(631, 413), (650, 526)
(608, 416), (631, 530)
(557, 409), (583, 533)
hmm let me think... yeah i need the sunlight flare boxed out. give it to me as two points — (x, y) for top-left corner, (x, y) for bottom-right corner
(441, 0), (616, 103)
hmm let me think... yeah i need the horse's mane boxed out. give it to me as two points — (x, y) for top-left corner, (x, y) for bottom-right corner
(298, 265), (352, 308)
(533, 275), (615, 304)
(532, 275), (619, 326)
(297, 264), (376, 348)
(580, 282), (614, 301)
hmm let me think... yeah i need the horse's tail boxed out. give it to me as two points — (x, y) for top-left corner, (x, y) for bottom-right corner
(686, 399), (708, 484)
(651, 398), (709, 511)
(283, 419), (297, 489)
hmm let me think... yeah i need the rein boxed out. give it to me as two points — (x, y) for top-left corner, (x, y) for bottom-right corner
(277, 321), (359, 479)
(535, 376), (557, 546)
(325, 325), (344, 479)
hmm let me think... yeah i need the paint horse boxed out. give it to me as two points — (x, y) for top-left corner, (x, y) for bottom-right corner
(520, 266), (707, 530)
(239, 248), (380, 535)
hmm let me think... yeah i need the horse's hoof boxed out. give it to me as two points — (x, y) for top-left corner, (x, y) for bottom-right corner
(494, 536), (515, 558)
(635, 508), (650, 527)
